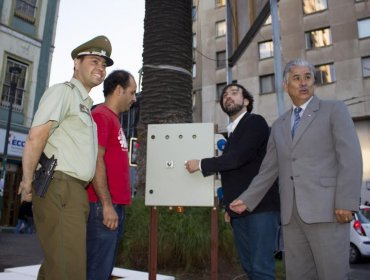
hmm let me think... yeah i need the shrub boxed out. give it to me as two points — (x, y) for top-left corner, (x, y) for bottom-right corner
(117, 198), (285, 279)
(117, 197), (238, 272)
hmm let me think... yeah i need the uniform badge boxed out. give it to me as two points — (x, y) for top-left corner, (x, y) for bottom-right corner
(80, 104), (90, 115)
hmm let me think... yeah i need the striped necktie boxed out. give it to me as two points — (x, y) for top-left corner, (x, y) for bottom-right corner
(291, 107), (302, 138)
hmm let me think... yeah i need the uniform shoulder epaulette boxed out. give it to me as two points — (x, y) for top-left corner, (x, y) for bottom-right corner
(63, 81), (75, 89)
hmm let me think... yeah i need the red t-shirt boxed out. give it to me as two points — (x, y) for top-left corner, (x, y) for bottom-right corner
(86, 104), (131, 204)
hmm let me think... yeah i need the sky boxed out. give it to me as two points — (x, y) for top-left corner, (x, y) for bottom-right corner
(49, 0), (145, 104)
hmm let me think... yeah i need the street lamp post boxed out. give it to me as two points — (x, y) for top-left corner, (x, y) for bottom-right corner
(0, 66), (21, 215)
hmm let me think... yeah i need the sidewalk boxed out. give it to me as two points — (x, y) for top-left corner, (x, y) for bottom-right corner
(1, 229), (369, 279)
(0, 229), (174, 279)
(0, 230), (43, 272)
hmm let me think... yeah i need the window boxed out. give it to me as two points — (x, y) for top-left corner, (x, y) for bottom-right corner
(216, 51), (226, 68)
(1, 59), (27, 112)
(192, 34), (197, 62)
(192, 63), (196, 78)
(303, 0), (328, 14)
(216, 0), (226, 8)
(358, 18), (370, 39)
(305, 27), (332, 49)
(216, 82), (227, 101)
(264, 9), (281, 26)
(362, 57), (370, 77)
(259, 41), (274, 59)
(315, 64), (336, 85)
(264, 15), (272, 25)
(14, 0), (37, 23)
(260, 74), (275, 94)
(216, 20), (226, 37)
(192, 6), (197, 21)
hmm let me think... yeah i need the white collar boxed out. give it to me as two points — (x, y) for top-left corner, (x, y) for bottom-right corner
(227, 111), (247, 135)
(292, 96), (313, 112)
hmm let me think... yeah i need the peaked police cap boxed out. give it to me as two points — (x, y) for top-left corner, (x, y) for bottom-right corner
(71, 35), (113, 66)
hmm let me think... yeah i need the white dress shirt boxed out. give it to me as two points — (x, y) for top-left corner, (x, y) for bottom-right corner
(291, 96), (313, 129)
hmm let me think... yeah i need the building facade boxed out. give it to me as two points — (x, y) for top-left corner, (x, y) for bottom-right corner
(192, 0), (370, 202)
(0, 0), (60, 226)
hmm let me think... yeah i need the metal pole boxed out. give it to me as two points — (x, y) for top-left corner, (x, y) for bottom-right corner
(225, 0), (233, 84)
(1, 67), (21, 216)
(270, 0), (285, 116)
(1, 94), (14, 181)
(148, 206), (158, 280)
(210, 198), (218, 280)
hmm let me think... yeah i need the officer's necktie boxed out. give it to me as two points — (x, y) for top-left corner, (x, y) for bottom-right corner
(291, 107), (302, 139)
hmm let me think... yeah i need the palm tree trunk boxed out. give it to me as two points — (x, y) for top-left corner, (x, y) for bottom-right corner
(137, 0), (193, 196)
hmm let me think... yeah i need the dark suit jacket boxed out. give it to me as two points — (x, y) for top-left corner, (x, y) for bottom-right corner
(201, 113), (280, 217)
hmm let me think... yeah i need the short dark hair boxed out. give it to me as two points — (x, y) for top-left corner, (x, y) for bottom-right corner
(103, 70), (133, 97)
(219, 83), (254, 113)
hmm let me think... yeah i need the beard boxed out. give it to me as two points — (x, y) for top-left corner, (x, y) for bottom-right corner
(223, 102), (244, 117)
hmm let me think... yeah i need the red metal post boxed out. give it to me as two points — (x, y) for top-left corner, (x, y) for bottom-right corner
(211, 198), (218, 280)
(149, 206), (158, 280)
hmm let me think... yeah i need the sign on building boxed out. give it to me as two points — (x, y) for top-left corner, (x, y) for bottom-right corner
(0, 129), (27, 158)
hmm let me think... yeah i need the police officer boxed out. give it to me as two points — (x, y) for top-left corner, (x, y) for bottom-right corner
(19, 35), (114, 280)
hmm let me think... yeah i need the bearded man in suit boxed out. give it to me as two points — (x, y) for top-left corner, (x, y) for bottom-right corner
(230, 58), (363, 280)
(186, 83), (280, 280)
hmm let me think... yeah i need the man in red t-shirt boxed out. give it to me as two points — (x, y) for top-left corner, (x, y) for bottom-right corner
(86, 70), (137, 280)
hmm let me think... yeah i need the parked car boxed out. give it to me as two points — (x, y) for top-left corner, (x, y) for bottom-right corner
(350, 205), (370, 264)
(361, 205), (370, 220)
